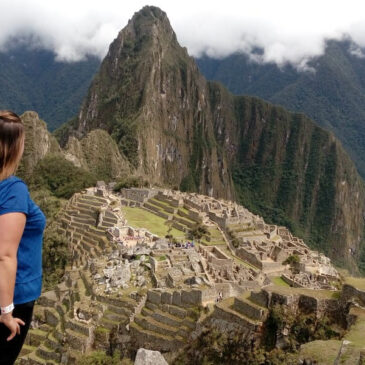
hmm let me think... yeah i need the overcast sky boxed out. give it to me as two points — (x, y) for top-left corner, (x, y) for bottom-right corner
(1, 0), (365, 69)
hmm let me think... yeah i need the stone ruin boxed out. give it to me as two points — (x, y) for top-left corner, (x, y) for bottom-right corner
(140, 188), (339, 290)
(18, 184), (348, 365)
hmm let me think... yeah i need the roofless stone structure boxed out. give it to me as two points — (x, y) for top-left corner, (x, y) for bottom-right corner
(18, 185), (365, 364)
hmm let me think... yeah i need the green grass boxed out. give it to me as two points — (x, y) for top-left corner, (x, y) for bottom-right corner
(28, 328), (47, 336)
(207, 227), (224, 238)
(200, 239), (226, 246)
(344, 307), (365, 348)
(266, 285), (339, 300)
(94, 326), (110, 334)
(121, 206), (184, 238)
(207, 240), (226, 245)
(271, 276), (290, 287)
(299, 340), (342, 364)
(344, 276), (365, 291)
(179, 206), (190, 215)
(150, 198), (173, 209)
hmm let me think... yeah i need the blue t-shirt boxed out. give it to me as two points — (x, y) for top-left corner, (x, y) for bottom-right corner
(0, 175), (46, 305)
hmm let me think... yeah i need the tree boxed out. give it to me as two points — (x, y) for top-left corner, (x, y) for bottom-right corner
(188, 223), (208, 240)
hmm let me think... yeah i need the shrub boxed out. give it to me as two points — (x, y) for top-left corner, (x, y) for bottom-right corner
(31, 153), (97, 199)
(283, 254), (300, 266)
(113, 175), (149, 191)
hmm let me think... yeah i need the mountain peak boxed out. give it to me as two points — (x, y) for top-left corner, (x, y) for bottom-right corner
(120, 6), (176, 47)
(72, 7), (365, 272)
(134, 6), (168, 22)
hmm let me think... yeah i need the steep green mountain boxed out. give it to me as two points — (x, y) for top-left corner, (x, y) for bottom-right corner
(0, 47), (100, 130)
(58, 6), (365, 271)
(18, 111), (130, 184)
(196, 40), (365, 178)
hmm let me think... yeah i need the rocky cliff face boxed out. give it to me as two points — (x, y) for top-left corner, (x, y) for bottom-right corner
(197, 40), (365, 179)
(73, 6), (233, 199)
(63, 129), (130, 180)
(207, 86), (365, 267)
(17, 111), (61, 178)
(63, 6), (365, 270)
(18, 112), (130, 182)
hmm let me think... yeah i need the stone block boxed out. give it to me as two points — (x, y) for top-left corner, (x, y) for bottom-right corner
(233, 298), (266, 321)
(135, 348), (168, 365)
(44, 309), (59, 327)
(181, 290), (202, 305)
(250, 291), (269, 308)
(161, 292), (172, 305)
(147, 290), (161, 305)
(172, 291), (181, 306)
(168, 306), (186, 319)
(270, 292), (297, 307)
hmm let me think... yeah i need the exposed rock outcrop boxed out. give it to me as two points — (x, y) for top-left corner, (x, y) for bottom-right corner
(60, 6), (365, 269)
(18, 111), (61, 177)
(134, 348), (168, 365)
(18, 112), (130, 181)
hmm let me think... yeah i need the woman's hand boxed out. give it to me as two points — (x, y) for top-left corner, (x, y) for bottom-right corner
(0, 312), (25, 341)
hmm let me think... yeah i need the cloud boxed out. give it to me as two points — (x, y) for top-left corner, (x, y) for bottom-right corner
(1, 0), (365, 69)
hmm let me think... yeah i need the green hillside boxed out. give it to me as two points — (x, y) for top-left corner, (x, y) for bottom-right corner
(197, 40), (365, 178)
(0, 47), (100, 130)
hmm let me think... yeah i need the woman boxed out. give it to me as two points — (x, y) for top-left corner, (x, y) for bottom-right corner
(0, 110), (46, 364)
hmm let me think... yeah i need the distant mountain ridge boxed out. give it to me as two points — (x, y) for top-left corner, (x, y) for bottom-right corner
(0, 47), (100, 130)
(57, 6), (365, 272)
(196, 40), (365, 178)
(2, 7), (365, 272)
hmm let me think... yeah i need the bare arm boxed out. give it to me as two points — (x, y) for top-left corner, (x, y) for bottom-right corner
(0, 212), (26, 340)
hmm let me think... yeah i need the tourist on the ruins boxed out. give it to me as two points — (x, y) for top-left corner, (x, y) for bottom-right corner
(0, 111), (46, 364)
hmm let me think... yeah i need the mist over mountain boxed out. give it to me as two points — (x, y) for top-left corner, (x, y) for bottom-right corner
(6, 6), (365, 365)
(197, 39), (365, 178)
(54, 6), (365, 272)
(1, 7), (365, 272)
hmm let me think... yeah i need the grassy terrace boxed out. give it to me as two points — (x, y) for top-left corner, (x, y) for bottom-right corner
(344, 307), (365, 348)
(148, 198), (197, 225)
(344, 276), (365, 291)
(200, 239), (226, 246)
(271, 276), (290, 287)
(122, 203), (259, 271)
(227, 224), (255, 233)
(265, 285), (339, 300)
(300, 340), (342, 364)
(207, 227), (225, 239)
(301, 308), (365, 363)
(121, 206), (184, 238)
(300, 270), (365, 361)
(149, 197), (173, 209)
(179, 206), (190, 215)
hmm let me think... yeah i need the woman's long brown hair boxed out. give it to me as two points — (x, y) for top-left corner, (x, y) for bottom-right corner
(0, 111), (24, 180)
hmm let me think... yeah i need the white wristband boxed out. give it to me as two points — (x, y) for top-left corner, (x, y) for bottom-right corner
(1, 303), (14, 314)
